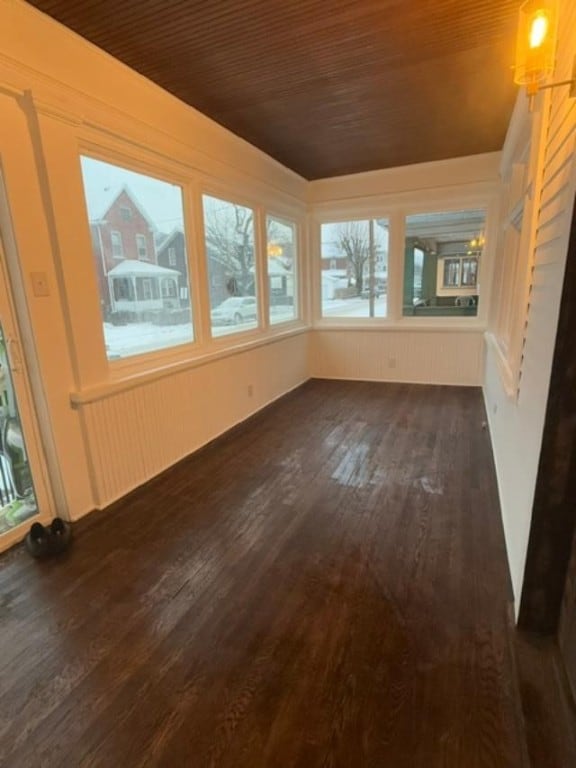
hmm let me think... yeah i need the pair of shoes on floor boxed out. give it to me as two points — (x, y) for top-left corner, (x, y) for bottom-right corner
(25, 518), (72, 559)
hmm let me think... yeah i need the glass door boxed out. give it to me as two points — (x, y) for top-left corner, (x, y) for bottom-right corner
(0, 322), (38, 533)
(0, 225), (54, 552)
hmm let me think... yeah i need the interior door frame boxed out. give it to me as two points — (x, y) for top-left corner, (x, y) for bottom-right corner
(0, 222), (55, 552)
(0, 92), (65, 552)
(519, 191), (576, 635)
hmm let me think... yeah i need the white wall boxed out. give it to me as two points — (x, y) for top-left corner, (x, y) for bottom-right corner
(0, 0), (309, 524)
(484, 0), (576, 607)
(307, 153), (502, 205)
(78, 333), (309, 507)
(308, 154), (501, 386)
(310, 329), (484, 386)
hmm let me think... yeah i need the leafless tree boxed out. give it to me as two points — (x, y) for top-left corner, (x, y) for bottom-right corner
(204, 201), (255, 295)
(334, 221), (370, 295)
(204, 202), (289, 296)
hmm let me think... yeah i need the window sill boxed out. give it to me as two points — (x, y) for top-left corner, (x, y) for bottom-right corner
(313, 317), (487, 333)
(70, 322), (309, 406)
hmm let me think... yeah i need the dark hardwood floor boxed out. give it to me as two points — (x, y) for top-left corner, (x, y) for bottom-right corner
(0, 380), (527, 767)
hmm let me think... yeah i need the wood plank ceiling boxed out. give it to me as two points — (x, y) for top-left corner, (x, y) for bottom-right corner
(27, 0), (521, 180)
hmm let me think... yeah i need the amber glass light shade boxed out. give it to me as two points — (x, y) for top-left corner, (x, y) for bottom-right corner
(514, 0), (557, 95)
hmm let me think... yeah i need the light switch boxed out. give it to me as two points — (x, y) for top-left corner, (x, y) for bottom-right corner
(31, 271), (50, 297)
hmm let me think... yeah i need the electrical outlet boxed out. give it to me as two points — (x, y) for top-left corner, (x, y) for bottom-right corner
(388, 357), (397, 369)
(247, 384), (253, 397)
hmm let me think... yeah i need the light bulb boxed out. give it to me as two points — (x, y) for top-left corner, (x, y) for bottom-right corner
(529, 11), (549, 49)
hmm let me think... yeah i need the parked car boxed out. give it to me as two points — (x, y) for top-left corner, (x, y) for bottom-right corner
(210, 296), (258, 326)
(360, 283), (385, 298)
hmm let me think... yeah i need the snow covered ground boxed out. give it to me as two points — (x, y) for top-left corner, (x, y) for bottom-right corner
(104, 322), (194, 359)
(321, 296), (388, 318)
(104, 298), (384, 358)
(104, 305), (298, 358)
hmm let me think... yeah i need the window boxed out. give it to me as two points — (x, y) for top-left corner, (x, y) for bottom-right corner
(267, 215), (297, 325)
(120, 206), (132, 221)
(320, 218), (389, 319)
(80, 156), (194, 360)
(202, 194), (258, 337)
(413, 247), (424, 300)
(440, 256), (478, 288)
(403, 209), (485, 318)
(111, 231), (123, 259)
(136, 234), (148, 260)
(161, 278), (177, 298)
(112, 277), (133, 301)
(168, 247), (177, 267)
(461, 257), (478, 287)
(443, 258), (461, 287)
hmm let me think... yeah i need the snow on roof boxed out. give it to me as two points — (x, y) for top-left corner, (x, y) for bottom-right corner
(321, 272), (347, 283)
(267, 259), (291, 275)
(156, 227), (184, 253)
(108, 260), (180, 278)
(95, 186), (157, 230)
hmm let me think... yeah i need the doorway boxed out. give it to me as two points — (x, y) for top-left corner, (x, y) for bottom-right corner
(0, 319), (38, 533)
(0, 196), (54, 552)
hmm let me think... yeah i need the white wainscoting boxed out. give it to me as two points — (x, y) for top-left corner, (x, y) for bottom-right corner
(310, 329), (484, 386)
(76, 333), (309, 510)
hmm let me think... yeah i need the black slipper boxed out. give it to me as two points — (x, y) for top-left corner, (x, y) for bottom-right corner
(25, 522), (50, 559)
(49, 517), (72, 555)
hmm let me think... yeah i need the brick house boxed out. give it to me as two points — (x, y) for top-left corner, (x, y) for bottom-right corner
(90, 186), (158, 313)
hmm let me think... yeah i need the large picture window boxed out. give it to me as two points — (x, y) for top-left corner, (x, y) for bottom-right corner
(320, 218), (389, 319)
(80, 156), (194, 360)
(202, 194), (258, 337)
(403, 209), (485, 317)
(267, 215), (297, 325)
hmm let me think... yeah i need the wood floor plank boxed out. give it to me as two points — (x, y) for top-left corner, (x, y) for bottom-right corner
(0, 380), (528, 767)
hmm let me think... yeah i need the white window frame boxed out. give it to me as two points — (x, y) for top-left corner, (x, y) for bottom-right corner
(141, 278), (153, 301)
(74, 143), (199, 379)
(312, 192), (498, 332)
(200, 187), (262, 342)
(314, 213), (393, 325)
(45, 123), (307, 399)
(265, 212), (300, 327)
(136, 233), (148, 260)
(111, 230), (124, 259)
(161, 277), (177, 298)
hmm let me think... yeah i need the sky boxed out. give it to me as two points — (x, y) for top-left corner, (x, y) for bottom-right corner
(80, 158), (303, 248)
(321, 220), (389, 257)
(80, 155), (185, 232)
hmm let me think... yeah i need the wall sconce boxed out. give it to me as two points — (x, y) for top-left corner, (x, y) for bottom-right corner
(467, 234), (485, 255)
(514, 0), (575, 97)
